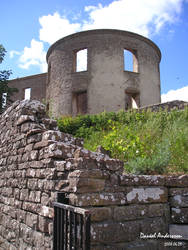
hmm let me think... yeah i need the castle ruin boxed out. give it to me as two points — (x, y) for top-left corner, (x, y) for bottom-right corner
(9, 29), (161, 117)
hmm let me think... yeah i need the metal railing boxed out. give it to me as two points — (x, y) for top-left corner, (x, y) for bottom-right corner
(53, 200), (90, 250)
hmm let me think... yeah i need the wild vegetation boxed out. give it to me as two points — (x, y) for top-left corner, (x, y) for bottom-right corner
(57, 108), (188, 175)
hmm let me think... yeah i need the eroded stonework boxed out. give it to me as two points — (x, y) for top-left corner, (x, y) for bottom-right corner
(0, 100), (188, 249)
(47, 29), (161, 117)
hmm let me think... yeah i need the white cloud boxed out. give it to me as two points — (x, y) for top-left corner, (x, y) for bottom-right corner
(18, 39), (47, 72)
(9, 50), (21, 58)
(82, 0), (183, 37)
(161, 86), (188, 102)
(16, 0), (184, 73)
(39, 12), (81, 44)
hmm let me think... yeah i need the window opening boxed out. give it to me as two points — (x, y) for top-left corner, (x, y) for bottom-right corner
(74, 49), (87, 72)
(24, 88), (31, 100)
(72, 91), (87, 115)
(124, 49), (138, 72)
(131, 96), (139, 109)
(125, 92), (140, 110)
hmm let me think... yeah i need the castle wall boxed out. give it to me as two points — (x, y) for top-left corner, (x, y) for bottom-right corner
(8, 73), (47, 103)
(47, 29), (161, 117)
(0, 100), (187, 249)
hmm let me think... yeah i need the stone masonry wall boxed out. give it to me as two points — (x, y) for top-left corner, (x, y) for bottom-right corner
(0, 100), (188, 249)
(139, 100), (188, 112)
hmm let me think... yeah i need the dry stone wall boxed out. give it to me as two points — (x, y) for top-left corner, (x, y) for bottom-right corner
(0, 100), (188, 249)
(139, 100), (188, 112)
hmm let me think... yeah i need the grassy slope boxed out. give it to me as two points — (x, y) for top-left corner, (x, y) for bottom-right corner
(57, 108), (188, 175)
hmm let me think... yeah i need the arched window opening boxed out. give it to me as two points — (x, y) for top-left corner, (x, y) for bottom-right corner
(124, 49), (138, 72)
(74, 48), (88, 72)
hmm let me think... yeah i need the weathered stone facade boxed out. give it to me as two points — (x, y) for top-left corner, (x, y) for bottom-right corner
(47, 29), (161, 117)
(0, 100), (188, 249)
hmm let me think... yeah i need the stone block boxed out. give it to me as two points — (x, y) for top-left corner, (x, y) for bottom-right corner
(28, 191), (41, 203)
(39, 206), (54, 218)
(32, 231), (45, 247)
(36, 168), (57, 179)
(22, 202), (40, 214)
(90, 207), (112, 222)
(171, 207), (188, 223)
(54, 160), (66, 171)
(16, 210), (26, 223)
(169, 224), (188, 240)
(34, 140), (54, 149)
(24, 143), (34, 152)
(165, 175), (188, 187)
(42, 130), (63, 141)
(38, 216), (50, 233)
(104, 159), (124, 172)
(41, 192), (50, 206)
(27, 133), (42, 144)
(27, 179), (38, 190)
(120, 174), (165, 186)
(68, 169), (109, 179)
(126, 187), (168, 204)
(29, 150), (38, 161)
(26, 168), (36, 178)
(170, 195), (188, 207)
(114, 205), (148, 221)
(20, 189), (29, 201)
(46, 142), (77, 159)
(169, 187), (188, 196)
(68, 178), (105, 193)
(26, 212), (38, 229)
(140, 217), (167, 235)
(43, 180), (55, 190)
(148, 203), (170, 218)
(91, 221), (140, 243)
(69, 192), (126, 206)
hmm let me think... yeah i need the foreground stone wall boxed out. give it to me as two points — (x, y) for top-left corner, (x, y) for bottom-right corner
(0, 100), (188, 249)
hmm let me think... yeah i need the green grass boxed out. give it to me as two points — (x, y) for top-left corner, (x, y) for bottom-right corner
(57, 108), (188, 175)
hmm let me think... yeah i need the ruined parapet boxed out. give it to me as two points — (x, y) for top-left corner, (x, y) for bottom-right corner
(46, 29), (161, 117)
(139, 100), (188, 112)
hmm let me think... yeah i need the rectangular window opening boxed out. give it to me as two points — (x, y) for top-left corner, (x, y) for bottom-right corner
(74, 48), (88, 72)
(124, 49), (138, 72)
(72, 91), (87, 115)
(24, 88), (31, 100)
(125, 92), (140, 110)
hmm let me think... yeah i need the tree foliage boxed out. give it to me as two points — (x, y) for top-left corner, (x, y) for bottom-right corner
(0, 44), (18, 113)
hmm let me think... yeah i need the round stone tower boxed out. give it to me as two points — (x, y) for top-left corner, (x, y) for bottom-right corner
(46, 29), (161, 117)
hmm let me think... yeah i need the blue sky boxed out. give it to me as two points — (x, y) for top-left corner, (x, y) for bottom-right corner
(1, 0), (188, 102)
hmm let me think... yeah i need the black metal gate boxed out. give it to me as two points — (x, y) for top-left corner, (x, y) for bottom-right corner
(53, 194), (91, 250)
